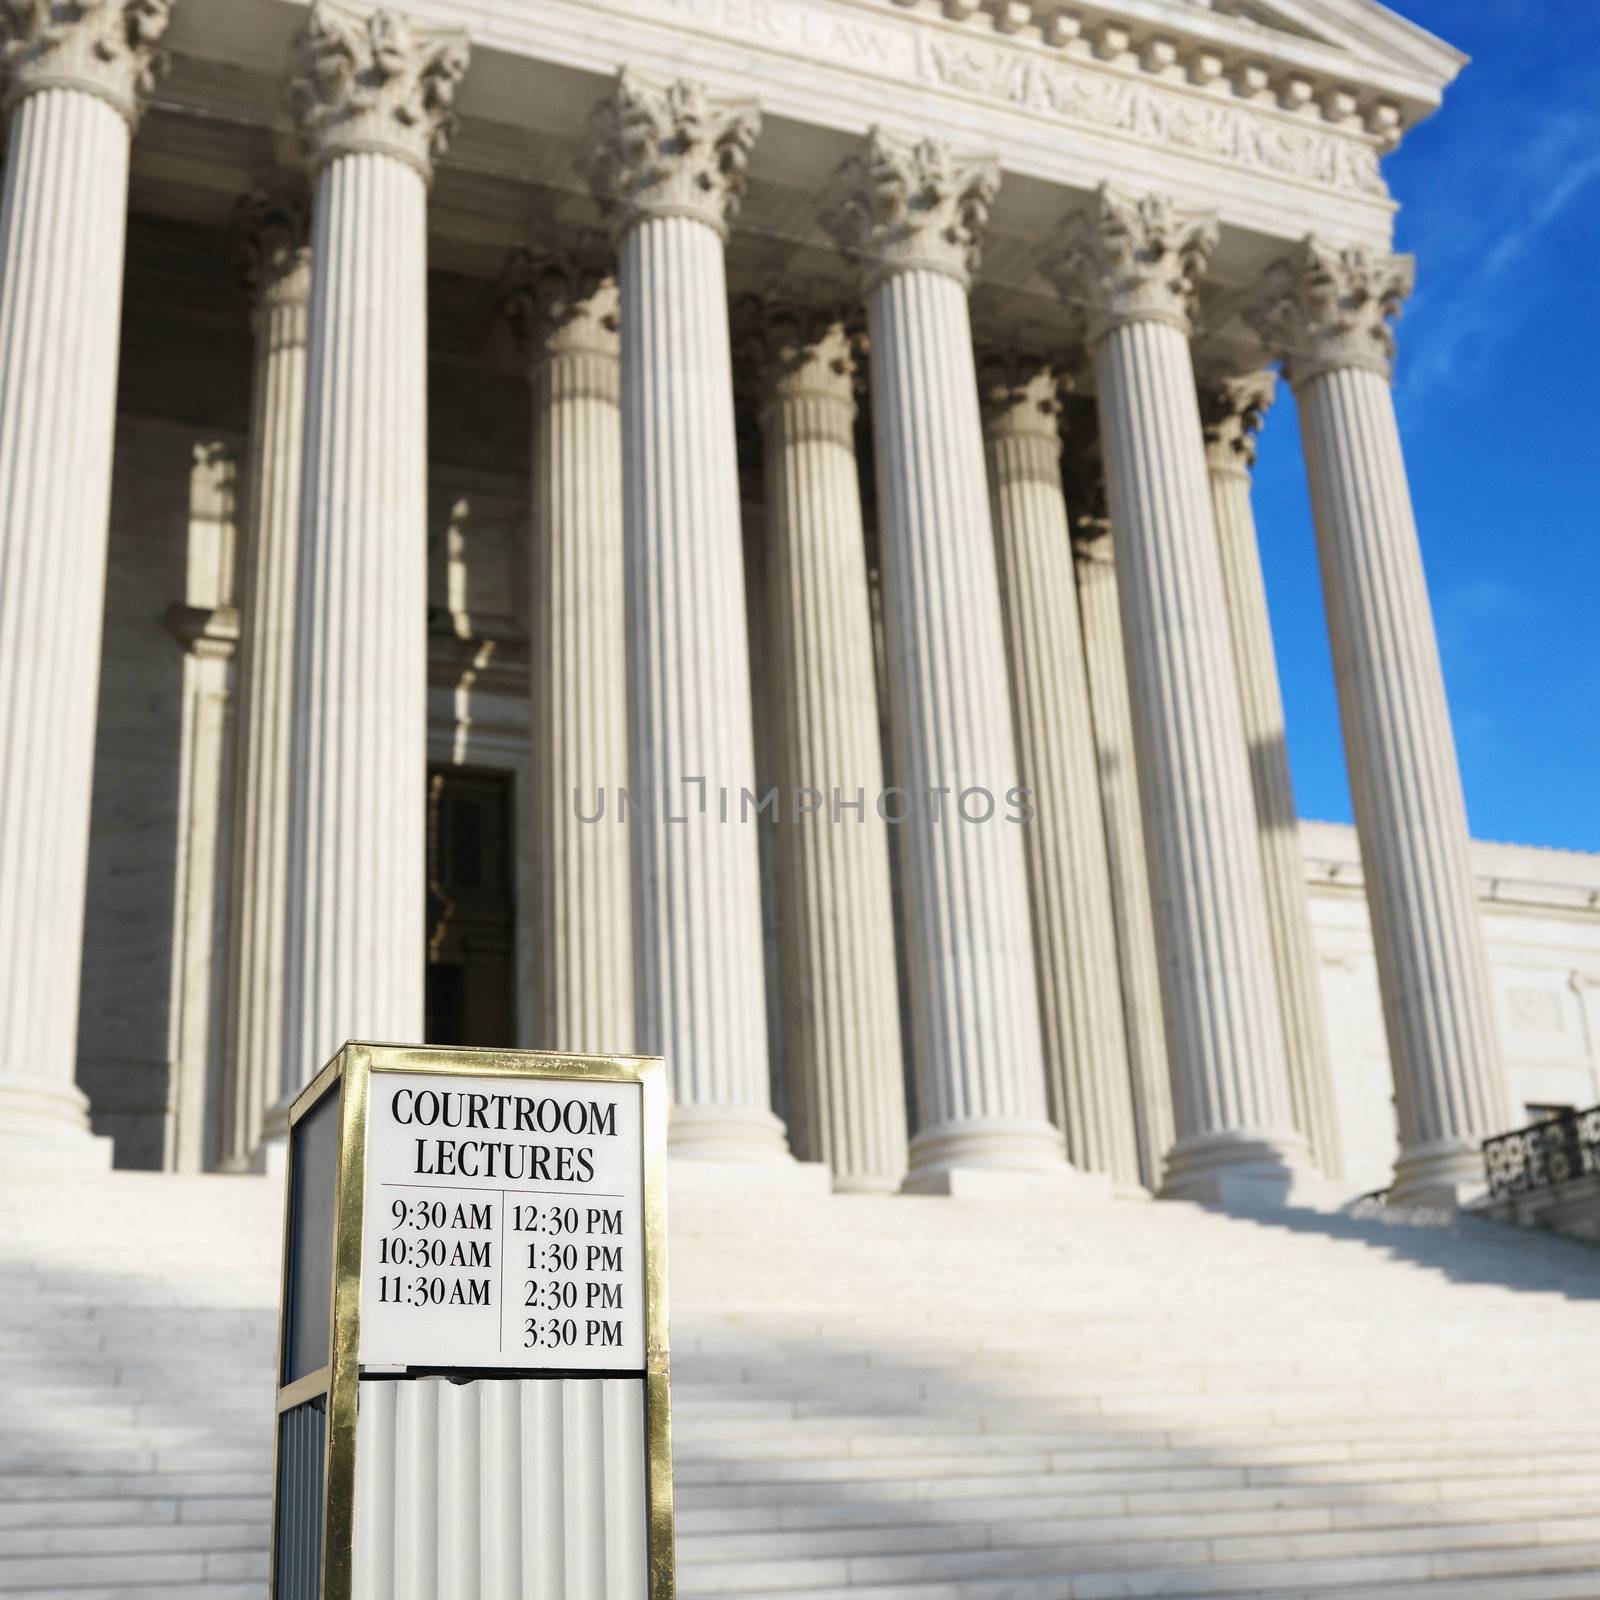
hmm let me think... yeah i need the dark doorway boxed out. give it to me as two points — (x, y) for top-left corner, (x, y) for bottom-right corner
(425, 767), (516, 1048)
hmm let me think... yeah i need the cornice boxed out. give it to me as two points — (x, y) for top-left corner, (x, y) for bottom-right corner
(880, 0), (1453, 136)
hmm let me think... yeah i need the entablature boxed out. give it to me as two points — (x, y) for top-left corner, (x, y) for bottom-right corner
(118, 0), (1458, 368)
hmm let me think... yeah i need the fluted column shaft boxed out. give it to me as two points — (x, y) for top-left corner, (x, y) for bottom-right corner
(1046, 187), (1309, 1199)
(1247, 236), (1507, 1205)
(756, 316), (908, 1190)
(617, 214), (783, 1155)
(984, 371), (1140, 1190)
(1094, 320), (1306, 1193)
(224, 198), (310, 1167)
(0, 0), (170, 1160)
(518, 269), (633, 1056)
(278, 5), (469, 1106)
(280, 148), (429, 1099)
(1299, 363), (1504, 1201)
(1071, 529), (1175, 1188)
(824, 131), (1064, 1189)
(589, 72), (785, 1159)
(1202, 376), (1342, 1177)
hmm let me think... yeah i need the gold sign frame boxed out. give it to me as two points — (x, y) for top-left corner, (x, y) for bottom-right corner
(270, 1042), (674, 1599)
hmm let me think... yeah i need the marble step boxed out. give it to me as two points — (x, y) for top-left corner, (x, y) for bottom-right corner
(0, 1547), (268, 1591)
(680, 1539), (1600, 1600)
(675, 1514), (1600, 1568)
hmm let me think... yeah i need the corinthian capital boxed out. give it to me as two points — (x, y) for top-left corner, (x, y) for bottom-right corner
(501, 248), (619, 369)
(1197, 368), (1276, 475)
(1243, 236), (1413, 384)
(584, 70), (759, 240)
(1042, 184), (1218, 342)
(230, 185), (312, 318)
(977, 353), (1067, 445)
(820, 128), (998, 293)
(1062, 426), (1112, 552)
(732, 299), (860, 415)
(1, 0), (173, 125)
(288, 1), (470, 181)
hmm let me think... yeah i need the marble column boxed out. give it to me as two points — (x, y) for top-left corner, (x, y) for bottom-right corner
(1247, 238), (1507, 1205)
(740, 302), (909, 1191)
(585, 72), (787, 1160)
(504, 252), (633, 1057)
(822, 130), (1064, 1191)
(1066, 498), (1175, 1190)
(1045, 186), (1309, 1201)
(277, 4), (469, 1110)
(981, 357), (1141, 1191)
(222, 189), (311, 1169)
(0, 0), (172, 1163)
(1199, 369), (1344, 1179)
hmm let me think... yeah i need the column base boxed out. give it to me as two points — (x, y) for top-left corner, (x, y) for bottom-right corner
(902, 1116), (1078, 1197)
(0, 1076), (113, 1170)
(669, 1154), (833, 1194)
(1159, 1129), (1324, 1208)
(832, 1172), (905, 1196)
(1388, 1137), (1489, 1210)
(668, 1102), (793, 1164)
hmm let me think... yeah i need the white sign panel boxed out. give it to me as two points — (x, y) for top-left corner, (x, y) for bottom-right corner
(358, 1072), (645, 1372)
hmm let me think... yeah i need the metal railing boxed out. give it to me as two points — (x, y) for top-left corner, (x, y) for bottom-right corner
(1483, 1104), (1600, 1201)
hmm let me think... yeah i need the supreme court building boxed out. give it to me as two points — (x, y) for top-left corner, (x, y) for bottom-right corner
(3, 0), (1599, 1211)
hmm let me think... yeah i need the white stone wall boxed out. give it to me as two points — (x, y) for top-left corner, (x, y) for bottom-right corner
(1304, 820), (1600, 1194)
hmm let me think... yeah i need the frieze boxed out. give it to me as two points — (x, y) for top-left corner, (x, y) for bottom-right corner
(619, 0), (1387, 200)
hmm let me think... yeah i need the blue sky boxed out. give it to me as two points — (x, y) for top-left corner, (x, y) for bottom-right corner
(1252, 0), (1600, 852)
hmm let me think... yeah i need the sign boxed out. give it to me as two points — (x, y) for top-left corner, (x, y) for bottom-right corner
(270, 1044), (673, 1600)
(359, 1071), (646, 1370)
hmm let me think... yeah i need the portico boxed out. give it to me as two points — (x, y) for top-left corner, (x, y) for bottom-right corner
(0, 0), (1510, 1206)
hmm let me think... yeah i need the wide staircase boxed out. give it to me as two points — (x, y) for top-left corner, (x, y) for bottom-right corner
(3, 1165), (1600, 1599)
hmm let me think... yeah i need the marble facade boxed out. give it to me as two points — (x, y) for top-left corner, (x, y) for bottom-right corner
(0, 0), (1587, 1208)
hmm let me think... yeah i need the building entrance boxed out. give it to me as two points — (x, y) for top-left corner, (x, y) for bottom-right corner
(424, 767), (516, 1048)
